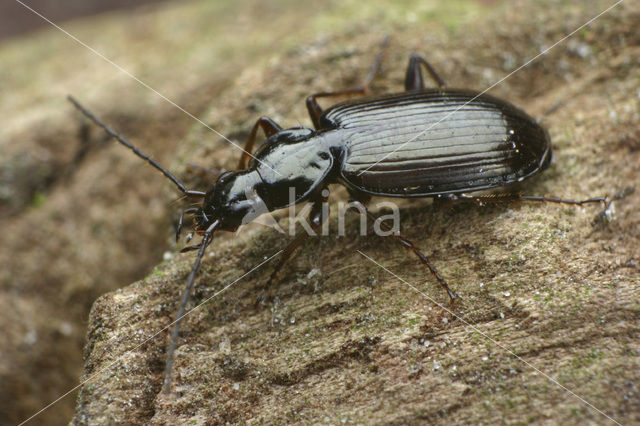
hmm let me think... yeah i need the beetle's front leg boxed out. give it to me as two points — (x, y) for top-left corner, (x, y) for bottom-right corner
(255, 189), (330, 306)
(187, 116), (282, 180)
(237, 117), (283, 169)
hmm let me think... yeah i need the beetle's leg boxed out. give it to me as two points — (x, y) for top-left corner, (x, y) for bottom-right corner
(238, 117), (283, 169)
(176, 207), (200, 242)
(256, 190), (329, 306)
(306, 36), (390, 129)
(187, 115), (282, 177)
(348, 199), (457, 301)
(404, 54), (446, 91)
(437, 193), (607, 207)
(515, 195), (608, 206)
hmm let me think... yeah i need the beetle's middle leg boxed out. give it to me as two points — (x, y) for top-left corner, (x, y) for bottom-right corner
(255, 190), (329, 306)
(306, 36), (390, 128)
(347, 197), (457, 301)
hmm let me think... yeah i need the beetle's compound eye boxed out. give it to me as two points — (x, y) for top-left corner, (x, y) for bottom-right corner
(200, 170), (266, 232)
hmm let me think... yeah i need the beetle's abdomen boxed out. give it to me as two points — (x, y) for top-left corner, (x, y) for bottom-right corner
(321, 90), (551, 197)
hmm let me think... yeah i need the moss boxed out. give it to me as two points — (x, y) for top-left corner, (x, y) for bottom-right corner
(30, 191), (46, 208)
(151, 268), (166, 279)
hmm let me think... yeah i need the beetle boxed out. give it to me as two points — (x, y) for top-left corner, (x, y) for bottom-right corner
(68, 40), (606, 394)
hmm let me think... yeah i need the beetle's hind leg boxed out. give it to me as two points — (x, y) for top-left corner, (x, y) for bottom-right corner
(306, 36), (390, 129)
(436, 193), (608, 208)
(348, 198), (457, 302)
(404, 54), (447, 91)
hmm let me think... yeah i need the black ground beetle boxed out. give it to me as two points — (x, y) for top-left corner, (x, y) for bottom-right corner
(68, 39), (606, 394)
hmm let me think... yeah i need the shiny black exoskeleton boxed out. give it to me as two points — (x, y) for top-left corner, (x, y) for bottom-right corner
(69, 43), (605, 395)
(198, 88), (552, 234)
(198, 126), (335, 232)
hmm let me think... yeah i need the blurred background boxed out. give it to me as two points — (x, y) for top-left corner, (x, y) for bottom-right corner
(0, 0), (169, 41)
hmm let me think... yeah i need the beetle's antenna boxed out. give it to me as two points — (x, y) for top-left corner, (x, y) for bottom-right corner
(67, 95), (206, 198)
(163, 219), (220, 394)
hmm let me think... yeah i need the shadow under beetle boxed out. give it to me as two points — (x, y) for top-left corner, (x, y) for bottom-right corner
(68, 39), (607, 394)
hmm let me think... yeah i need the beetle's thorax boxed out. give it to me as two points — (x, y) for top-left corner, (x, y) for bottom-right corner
(251, 128), (341, 209)
(198, 128), (343, 232)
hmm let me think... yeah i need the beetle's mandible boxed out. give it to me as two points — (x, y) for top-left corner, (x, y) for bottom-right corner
(68, 39), (606, 394)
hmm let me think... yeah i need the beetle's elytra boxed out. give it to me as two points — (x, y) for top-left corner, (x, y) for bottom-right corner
(68, 40), (605, 393)
(325, 89), (552, 197)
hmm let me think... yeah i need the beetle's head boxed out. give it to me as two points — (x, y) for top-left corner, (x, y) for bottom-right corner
(195, 169), (265, 233)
